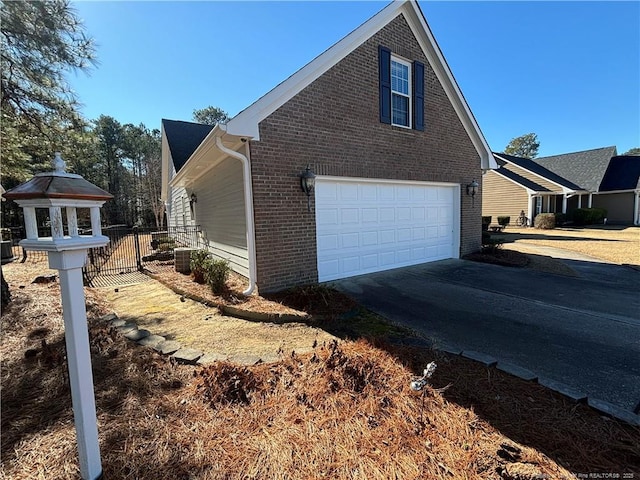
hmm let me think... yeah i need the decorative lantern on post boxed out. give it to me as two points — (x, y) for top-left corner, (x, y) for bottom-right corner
(3, 153), (113, 480)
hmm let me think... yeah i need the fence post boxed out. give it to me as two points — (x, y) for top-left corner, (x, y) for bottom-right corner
(133, 225), (142, 271)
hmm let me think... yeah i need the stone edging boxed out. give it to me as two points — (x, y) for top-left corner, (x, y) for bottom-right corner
(145, 272), (309, 324)
(99, 312), (271, 366)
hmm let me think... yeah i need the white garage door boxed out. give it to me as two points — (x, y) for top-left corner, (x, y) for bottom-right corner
(315, 177), (459, 282)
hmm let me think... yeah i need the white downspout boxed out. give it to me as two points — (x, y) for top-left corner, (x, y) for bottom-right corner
(214, 134), (257, 296)
(634, 191), (640, 226)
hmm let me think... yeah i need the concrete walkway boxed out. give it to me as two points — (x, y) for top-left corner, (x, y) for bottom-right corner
(332, 256), (640, 426)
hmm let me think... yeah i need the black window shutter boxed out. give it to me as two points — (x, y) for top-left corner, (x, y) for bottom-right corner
(379, 46), (391, 124)
(413, 60), (425, 131)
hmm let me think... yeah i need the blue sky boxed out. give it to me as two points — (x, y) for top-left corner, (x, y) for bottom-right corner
(69, 1), (640, 157)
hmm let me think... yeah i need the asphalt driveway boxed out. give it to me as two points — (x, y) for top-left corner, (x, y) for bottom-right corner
(331, 258), (640, 423)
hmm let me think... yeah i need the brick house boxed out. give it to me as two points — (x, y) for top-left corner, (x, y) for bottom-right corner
(161, 0), (496, 293)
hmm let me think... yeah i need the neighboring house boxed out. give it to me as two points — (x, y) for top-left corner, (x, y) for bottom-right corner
(161, 0), (497, 293)
(595, 155), (640, 224)
(483, 146), (640, 225)
(483, 152), (588, 224)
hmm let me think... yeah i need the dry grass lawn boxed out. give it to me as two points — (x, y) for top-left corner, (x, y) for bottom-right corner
(502, 225), (640, 265)
(2, 259), (639, 479)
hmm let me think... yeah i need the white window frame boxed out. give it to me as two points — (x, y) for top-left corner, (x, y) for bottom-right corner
(535, 196), (542, 215)
(391, 56), (412, 128)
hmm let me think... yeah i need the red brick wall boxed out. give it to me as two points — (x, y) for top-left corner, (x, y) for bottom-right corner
(250, 14), (482, 292)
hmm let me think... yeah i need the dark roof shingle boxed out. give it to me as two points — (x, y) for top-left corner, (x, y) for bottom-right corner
(494, 153), (584, 191)
(599, 156), (640, 191)
(162, 119), (214, 173)
(533, 146), (617, 192)
(493, 166), (551, 192)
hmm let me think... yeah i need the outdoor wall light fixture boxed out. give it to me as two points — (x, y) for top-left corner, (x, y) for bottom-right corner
(466, 179), (479, 207)
(190, 193), (197, 207)
(299, 165), (316, 212)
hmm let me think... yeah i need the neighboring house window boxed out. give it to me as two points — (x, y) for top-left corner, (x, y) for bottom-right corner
(379, 45), (424, 131)
(391, 57), (411, 127)
(535, 196), (542, 216)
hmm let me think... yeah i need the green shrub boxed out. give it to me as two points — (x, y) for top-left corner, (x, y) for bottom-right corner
(572, 208), (607, 226)
(497, 216), (510, 227)
(157, 238), (176, 251)
(554, 212), (566, 227)
(190, 249), (210, 284)
(534, 213), (556, 229)
(481, 230), (503, 253)
(206, 258), (230, 294)
(481, 237), (504, 254)
(482, 216), (491, 232)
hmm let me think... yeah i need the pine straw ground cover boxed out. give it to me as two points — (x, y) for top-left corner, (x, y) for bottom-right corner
(1, 261), (640, 478)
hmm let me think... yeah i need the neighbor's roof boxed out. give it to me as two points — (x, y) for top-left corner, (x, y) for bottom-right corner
(222, 0), (496, 171)
(494, 153), (584, 191)
(534, 146), (617, 192)
(598, 155), (640, 191)
(493, 166), (551, 192)
(162, 119), (214, 173)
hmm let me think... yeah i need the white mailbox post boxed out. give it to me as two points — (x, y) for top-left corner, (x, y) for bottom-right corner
(3, 153), (113, 480)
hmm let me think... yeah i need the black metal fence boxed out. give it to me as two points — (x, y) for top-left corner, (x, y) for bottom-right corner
(3, 225), (204, 285)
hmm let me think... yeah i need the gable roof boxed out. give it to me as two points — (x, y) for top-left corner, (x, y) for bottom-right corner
(162, 119), (214, 173)
(223, 0), (496, 171)
(493, 166), (551, 192)
(494, 153), (584, 191)
(599, 155), (640, 191)
(533, 146), (617, 192)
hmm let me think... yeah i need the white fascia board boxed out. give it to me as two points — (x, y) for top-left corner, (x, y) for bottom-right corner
(225, 0), (496, 173)
(592, 189), (639, 195)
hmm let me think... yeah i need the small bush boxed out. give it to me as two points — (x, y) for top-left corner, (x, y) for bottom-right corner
(497, 216), (510, 227)
(482, 216), (491, 232)
(481, 231), (504, 253)
(157, 238), (176, 251)
(554, 213), (566, 227)
(534, 213), (556, 229)
(190, 249), (210, 284)
(206, 258), (230, 294)
(572, 208), (607, 226)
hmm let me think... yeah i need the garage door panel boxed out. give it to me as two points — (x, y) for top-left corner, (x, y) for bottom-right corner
(316, 178), (458, 282)
(341, 208), (359, 224)
(397, 228), (412, 242)
(340, 184), (358, 200)
(397, 207), (411, 221)
(377, 229), (393, 244)
(341, 232), (359, 248)
(362, 231), (378, 246)
(413, 227), (425, 240)
(362, 208), (378, 223)
(317, 234), (338, 250)
(317, 208), (338, 226)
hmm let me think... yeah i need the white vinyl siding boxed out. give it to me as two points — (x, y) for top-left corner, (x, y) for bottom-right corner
(316, 177), (458, 282)
(168, 185), (191, 227)
(192, 157), (248, 277)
